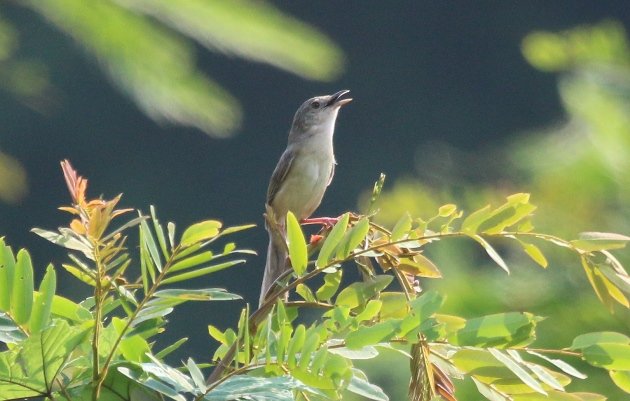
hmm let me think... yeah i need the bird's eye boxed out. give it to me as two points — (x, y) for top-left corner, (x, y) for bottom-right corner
(311, 101), (320, 109)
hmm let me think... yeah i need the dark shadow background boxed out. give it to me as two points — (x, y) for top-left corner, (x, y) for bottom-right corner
(1, 2), (629, 360)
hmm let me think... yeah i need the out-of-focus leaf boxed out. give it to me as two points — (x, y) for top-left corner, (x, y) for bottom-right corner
(471, 377), (509, 401)
(450, 312), (539, 348)
(391, 213), (412, 241)
(316, 213), (350, 268)
(286, 211), (307, 276)
(570, 331), (630, 350)
(28, 264), (56, 334)
(582, 343), (630, 370)
(571, 232), (630, 252)
(398, 253), (442, 278)
(181, 220), (222, 247)
(114, 0), (344, 81)
(611, 370), (630, 393)
(26, 0), (242, 136)
(520, 241), (549, 268)
(462, 205), (492, 233)
(379, 292), (408, 319)
(10, 250), (34, 325)
(328, 346), (379, 360)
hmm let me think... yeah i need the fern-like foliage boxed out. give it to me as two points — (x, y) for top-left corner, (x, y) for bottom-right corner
(2, 163), (630, 401)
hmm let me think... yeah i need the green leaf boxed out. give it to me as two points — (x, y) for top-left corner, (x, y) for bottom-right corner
(170, 251), (215, 272)
(155, 337), (188, 359)
(181, 220), (223, 247)
(470, 234), (510, 273)
(141, 219), (163, 272)
(10, 250), (34, 325)
(336, 275), (393, 309)
(336, 217), (370, 259)
(570, 332), (630, 350)
(489, 348), (547, 395)
(286, 211), (308, 275)
(582, 343), (630, 370)
(154, 288), (241, 301)
(0, 240), (16, 311)
(296, 283), (316, 302)
(316, 269), (342, 301)
(438, 203), (457, 217)
(187, 358), (207, 391)
(347, 369), (389, 401)
(28, 264), (56, 334)
(316, 213), (350, 268)
(161, 259), (245, 284)
(571, 232), (630, 252)
(611, 370), (630, 393)
(391, 213), (412, 241)
(521, 242), (548, 268)
(527, 350), (587, 379)
(328, 346), (379, 360)
(205, 375), (311, 401)
(462, 204), (492, 233)
(286, 324), (306, 369)
(0, 320), (86, 398)
(345, 320), (400, 349)
(0, 312), (26, 344)
(450, 312), (539, 348)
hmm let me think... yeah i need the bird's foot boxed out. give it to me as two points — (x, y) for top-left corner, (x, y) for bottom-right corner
(300, 216), (339, 228)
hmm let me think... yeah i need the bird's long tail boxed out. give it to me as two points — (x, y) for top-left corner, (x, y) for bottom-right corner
(259, 231), (287, 307)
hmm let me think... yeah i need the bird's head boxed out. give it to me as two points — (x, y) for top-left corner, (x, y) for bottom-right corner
(290, 90), (352, 135)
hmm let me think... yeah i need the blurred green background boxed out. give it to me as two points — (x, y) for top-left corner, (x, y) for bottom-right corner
(1, 1), (630, 399)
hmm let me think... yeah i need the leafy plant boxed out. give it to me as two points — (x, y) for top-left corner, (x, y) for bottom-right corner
(1, 163), (630, 401)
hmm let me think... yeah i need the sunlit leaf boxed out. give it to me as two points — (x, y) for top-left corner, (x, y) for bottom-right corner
(582, 343), (630, 370)
(571, 232), (630, 252)
(521, 242), (548, 268)
(316, 269), (342, 301)
(154, 288), (241, 301)
(10, 250), (33, 325)
(0, 240), (16, 311)
(527, 351), (587, 379)
(610, 370), (630, 393)
(346, 320), (400, 349)
(286, 211), (308, 276)
(570, 331), (630, 350)
(155, 337), (188, 359)
(316, 213), (350, 268)
(181, 220), (223, 247)
(391, 213), (412, 241)
(450, 312), (539, 348)
(469, 234), (510, 273)
(28, 264), (56, 334)
(489, 349), (547, 395)
(161, 259), (245, 284)
(336, 217), (370, 259)
(296, 283), (316, 302)
(336, 275), (393, 309)
(347, 368), (389, 401)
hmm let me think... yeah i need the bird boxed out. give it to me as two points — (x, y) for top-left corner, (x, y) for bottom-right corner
(259, 90), (352, 306)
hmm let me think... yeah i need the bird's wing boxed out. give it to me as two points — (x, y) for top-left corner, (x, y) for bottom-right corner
(267, 148), (296, 205)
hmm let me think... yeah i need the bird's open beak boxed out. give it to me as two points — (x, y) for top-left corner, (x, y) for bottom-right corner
(326, 89), (352, 108)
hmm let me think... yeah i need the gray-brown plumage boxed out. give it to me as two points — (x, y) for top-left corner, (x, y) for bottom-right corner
(259, 90), (351, 306)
